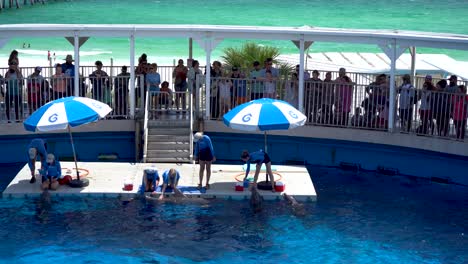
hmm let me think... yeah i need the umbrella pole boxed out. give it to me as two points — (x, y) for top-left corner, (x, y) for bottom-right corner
(68, 126), (80, 181)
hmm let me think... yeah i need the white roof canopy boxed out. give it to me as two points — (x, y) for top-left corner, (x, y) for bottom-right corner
(278, 52), (468, 80)
(0, 24), (468, 51)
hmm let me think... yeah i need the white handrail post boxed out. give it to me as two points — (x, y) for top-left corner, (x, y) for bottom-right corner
(129, 32), (135, 119)
(74, 31), (80, 97)
(380, 40), (407, 133)
(205, 42), (211, 120)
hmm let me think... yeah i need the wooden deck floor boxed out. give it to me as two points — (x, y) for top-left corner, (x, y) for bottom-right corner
(3, 162), (317, 202)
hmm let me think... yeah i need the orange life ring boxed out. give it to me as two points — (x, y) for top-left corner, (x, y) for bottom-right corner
(61, 168), (90, 179)
(234, 172), (282, 182)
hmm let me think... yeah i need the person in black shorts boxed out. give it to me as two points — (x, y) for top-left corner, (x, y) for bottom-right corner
(241, 149), (275, 192)
(193, 132), (216, 190)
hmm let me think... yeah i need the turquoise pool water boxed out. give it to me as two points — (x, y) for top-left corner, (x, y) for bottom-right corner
(0, 165), (466, 263)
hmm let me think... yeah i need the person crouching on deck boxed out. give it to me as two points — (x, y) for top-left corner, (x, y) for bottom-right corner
(41, 154), (62, 191)
(241, 149), (275, 192)
(159, 168), (184, 200)
(141, 166), (160, 195)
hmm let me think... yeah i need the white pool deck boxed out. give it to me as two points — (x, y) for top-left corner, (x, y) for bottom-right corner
(2, 162), (316, 202)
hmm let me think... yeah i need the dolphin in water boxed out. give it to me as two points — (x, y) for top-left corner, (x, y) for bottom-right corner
(283, 193), (306, 216)
(250, 186), (263, 213)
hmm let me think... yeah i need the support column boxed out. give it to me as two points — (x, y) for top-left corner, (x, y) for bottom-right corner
(292, 39), (313, 112)
(205, 44), (212, 119)
(298, 37), (305, 112)
(194, 35), (223, 119)
(379, 40), (407, 132)
(409, 46), (416, 83)
(73, 32), (80, 97)
(129, 33), (135, 119)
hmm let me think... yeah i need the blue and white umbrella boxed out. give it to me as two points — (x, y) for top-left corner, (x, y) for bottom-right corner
(24, 96), (112, 132)
(223, 98), (306, 132)
(24, 96), (112, 186)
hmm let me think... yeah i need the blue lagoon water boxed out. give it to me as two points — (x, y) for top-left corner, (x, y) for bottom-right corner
(0, 165), (466, 263)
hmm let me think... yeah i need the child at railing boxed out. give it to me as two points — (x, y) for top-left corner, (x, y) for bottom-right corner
(159, 81), (172, 111)
(263, 70), (276, 99)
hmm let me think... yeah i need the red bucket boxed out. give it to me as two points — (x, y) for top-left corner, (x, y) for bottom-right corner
(274, 181), (285, 192)
(123, 180), (133, 191)
(235, 182), (244, 192)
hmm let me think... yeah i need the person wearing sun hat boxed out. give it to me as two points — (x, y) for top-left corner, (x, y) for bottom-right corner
(27, 138), (48, 184)
(446, 75), (459, 93)
(193, 132), (216, 190)
(41, 153), (62, 191)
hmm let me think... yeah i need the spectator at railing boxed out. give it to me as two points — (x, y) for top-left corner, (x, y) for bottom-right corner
(398, 74), (416, 133)
(89, 60), (110, 104)
(334, 68), (354, 126)
(0, 74), (4, 99)
(364, 74), (388, 128)
(159, 81), (173, 111)
(351, 107), (365, 127)
(8, 50), (19, 67)
(321, 72), (334, 125)
(136, 54), (150, 104)
(114, 66), (130, 117)
(218, 76), (232, 118)
(417, 75), (436, 135)
(452, 85), (468, 140)
(27, 66), (48, 114)
(172, 59), (188, 112)
(263, 70), (276, 99)
(230, 66), (247, 107)
(208, 61), (223, 119)
(285, 72), (299, 109)
(5, 59), (24, 123)
(187, 60), (202, 112)
(433, 79), (451, 137)
(146, 63), (161, 114)
(307, 70), (322, 123)
(51, 63), (66, 100)
(249, 61), (263, 100)
(446, 75), (459, 93)
(61, 54), (75, 96)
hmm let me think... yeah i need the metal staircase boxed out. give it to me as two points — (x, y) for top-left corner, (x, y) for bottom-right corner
(144, 118), (192, 163)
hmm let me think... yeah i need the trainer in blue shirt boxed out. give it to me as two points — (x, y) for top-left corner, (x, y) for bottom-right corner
(41, 154), (62, 191)
(27, 138), (48, 184)
(241, 149), (275, 192)
(140, 166), (160, 194)
(193, 132), (216, 190)
(159, 168), (183, 200)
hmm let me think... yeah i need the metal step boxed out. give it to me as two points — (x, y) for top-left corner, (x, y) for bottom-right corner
(146, 157), (191, 163)
(148, 127), (190, 135)
(148, 119), (190, 128)
(147, 141), (189, 151)
(147, 134), (190, 142)
(147, 149), (190, 158)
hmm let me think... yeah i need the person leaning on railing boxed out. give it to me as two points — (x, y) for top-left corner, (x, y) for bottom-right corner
(398, 74), (416, 133)
(4, 59), (24, 123)
(451, 85), (468, 140)
(172, 59), (188, 112)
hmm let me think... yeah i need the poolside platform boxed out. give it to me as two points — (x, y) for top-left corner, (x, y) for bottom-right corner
(2, 162), (316, 202)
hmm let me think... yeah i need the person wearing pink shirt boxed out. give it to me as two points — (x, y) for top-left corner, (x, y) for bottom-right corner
(452, 85), (468, 140)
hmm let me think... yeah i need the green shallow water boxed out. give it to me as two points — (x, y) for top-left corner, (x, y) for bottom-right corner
(0, 0), (468, 64)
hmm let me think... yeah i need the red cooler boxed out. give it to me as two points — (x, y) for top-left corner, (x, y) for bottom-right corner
(235, 182), (244, 191)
